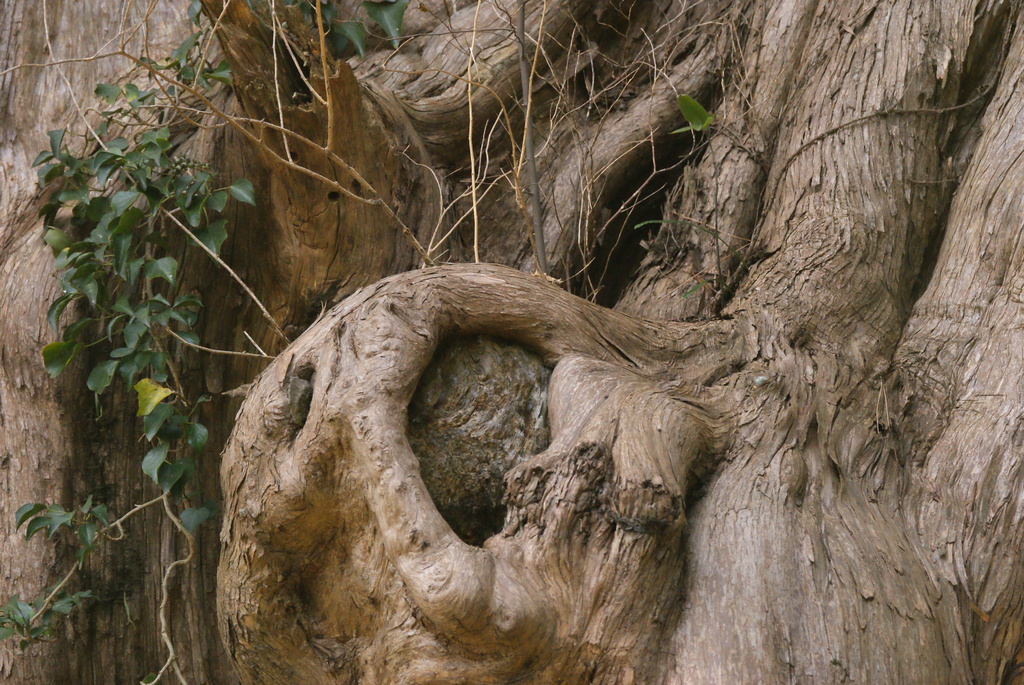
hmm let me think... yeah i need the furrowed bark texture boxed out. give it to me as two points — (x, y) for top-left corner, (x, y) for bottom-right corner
(220, 0), (1024, 682)
(3, 0), (1024, 682)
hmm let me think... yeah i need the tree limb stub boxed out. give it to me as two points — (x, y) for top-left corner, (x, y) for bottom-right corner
(220, 263), (744, 683)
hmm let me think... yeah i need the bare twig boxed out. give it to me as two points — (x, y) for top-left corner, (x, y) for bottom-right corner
(168, 328), (274, 359)
(160, 208), (288, 342)
(197, 0), (233, 74)
(41, 0), (109, 153)
(466, 1), (485, 263)
(314, 0), (335, 150)
(105, 496), (168, 541)
(0, 53), (123, 79)
(270, 0), (295, 162)
(243, 330), (270, 356)
(274, 14), (328, 105)
(516, 0), (549, 275)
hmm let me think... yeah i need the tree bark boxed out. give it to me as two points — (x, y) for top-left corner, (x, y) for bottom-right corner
(2, 0), (1024, 683)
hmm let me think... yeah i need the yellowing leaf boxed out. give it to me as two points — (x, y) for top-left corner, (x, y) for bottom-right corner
(134, 378), (173, 416)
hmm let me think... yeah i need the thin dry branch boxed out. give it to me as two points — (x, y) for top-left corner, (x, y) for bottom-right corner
(516, 0), (549, 274)
(270, 0), (295, 161)
(466, 0), (486, 263)
(41, 0), (109, 152)
(161, 208), (288, 342)
(168, 329), (274, 360)
(313, 0), (335, 150)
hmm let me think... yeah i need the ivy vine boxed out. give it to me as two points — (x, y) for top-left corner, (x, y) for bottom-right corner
(1, 1), (240, 664)
(2, 0), (410, 677)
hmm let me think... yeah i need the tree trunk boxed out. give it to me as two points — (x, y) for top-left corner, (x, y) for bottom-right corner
(3, 0), (1024, 683)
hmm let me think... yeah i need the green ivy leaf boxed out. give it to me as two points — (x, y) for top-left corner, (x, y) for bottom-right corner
(43, 228), (73, 257)
(227, 179), (255, 205)
(5, 596), (33, 623)
(47, 129), (65, 156)
(94, 83), (121, 104)
(25, 517), (51, 540)
(174, 293), (202, 309)
(41, 341), (81, 377)
(182, 198), (204, 228)
(15, 503), (45, 529)
(182, 172), (210, 208)
(143, 256), (178, 287)
(114, 206), (145, 234)
(363, 0), (408, 49)
(134, 378), (173, 416)
(320, 1), (339, 24)
(44, 508), (74, 538)
(52, 594), (75, 614)
(111, 295), (135, 317)
(192, 218), (227, 254)
(143, 402), (175, 441)
(46, 295), (74, 331)
(78, 277), (101, 308)
(123, 83), (141, 103)
(32, 150), (54, 167)
(62, 317), (95, 343)
(141, 442), (170, 483)
(205, 59), (232, 84)
(75, 545), (90, 568)
(111, 232), (133, 278)
(157, 414), (184, 441)
(171, 32), (201, 65)
(184, 422), (209, 452)
(207, 190), (228, 213)
(95, 159), (120, 187)
(86, 359), (119, 394)
(137, 126), (171, 149)
(337, 21), (367, 58)
(28, 625), (50, 641)
(107, 137), (129, 153)
(158, 459), (194, 494)
(126, 257), (145, 287)
(54, 246), (79, 271)
(90, 504), (109, 526)
(77, 521), (98, 550)
(180, 503), (215, 534)
(56, 186), (90, 205)
(110, 189), (140, 216)
(39, 163), (64, 184)
(672, 95), (714, 133)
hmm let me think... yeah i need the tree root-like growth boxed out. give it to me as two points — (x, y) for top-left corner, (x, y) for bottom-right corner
(219, 263), (746, 684)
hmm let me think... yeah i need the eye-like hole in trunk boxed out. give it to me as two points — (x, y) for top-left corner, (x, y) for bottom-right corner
(408, 336), (551, 546)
